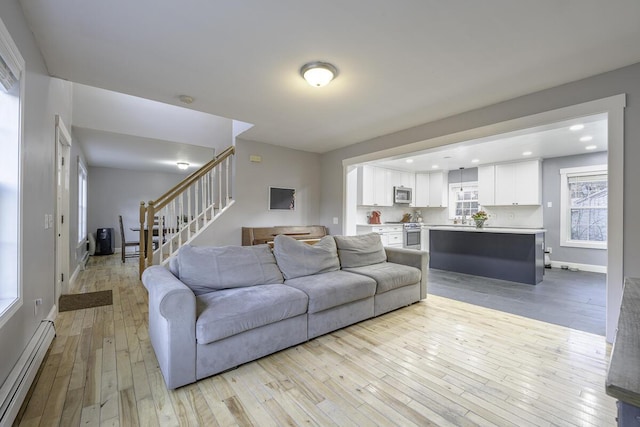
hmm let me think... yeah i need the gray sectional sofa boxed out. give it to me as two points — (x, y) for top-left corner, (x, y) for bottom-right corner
(142, 233), (428, 389)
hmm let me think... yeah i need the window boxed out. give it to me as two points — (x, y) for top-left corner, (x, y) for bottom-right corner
(0, 17), (25, 326)
(78, 159), (88, 244)
(560, 165), (607, 249)
(449, 182), (479, 219)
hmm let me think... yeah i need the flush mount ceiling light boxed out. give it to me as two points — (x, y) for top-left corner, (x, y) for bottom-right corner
(522, 151), (533, 156)
(300, 61), (338, 87)
(176, 162), (190, 170)
(585, 145), (597, 150)
(580, 135), (593, 142)
(570, 124), (585, 131)
(405, 159), (414, 164)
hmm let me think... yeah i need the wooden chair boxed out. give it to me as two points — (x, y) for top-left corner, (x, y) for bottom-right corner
(118, 215), (140, 263)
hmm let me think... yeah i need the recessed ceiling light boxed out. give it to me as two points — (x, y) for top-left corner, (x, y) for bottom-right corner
(580, 135), (593, 142)
(570, 124), (584, 131)
(432, 164), (439, 169)
(405, 159), (414, 164)
(522, 151), (532, 156)
(471, 159), (479, 163)
(177, 162), (190, 170)
(585, 145), (597, 150)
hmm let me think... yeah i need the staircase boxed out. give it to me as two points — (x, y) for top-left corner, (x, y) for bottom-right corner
(138, 146), (235, 276)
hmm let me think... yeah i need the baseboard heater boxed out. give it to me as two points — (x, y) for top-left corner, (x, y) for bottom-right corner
(0, 318), (55, 426)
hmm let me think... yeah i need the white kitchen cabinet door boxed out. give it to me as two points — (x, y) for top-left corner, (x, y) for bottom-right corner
(494, 160), (541, 205)
(357, 165), (375, 206)
(478, 165), (496, 206)
(386, 169), (401, 188)
(386, 232), (403, 247)
(376, 168), (394, 206)
(414, 173), (430, 207)
(357, 165), (393, 206)
(399, 171), (415, 189)
(514, 160), (541, 204)
(495, 163), (517, 205)
(428, 172), (448, 207)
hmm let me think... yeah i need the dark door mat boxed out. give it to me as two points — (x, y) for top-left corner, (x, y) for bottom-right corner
(59, 290), (113, 312)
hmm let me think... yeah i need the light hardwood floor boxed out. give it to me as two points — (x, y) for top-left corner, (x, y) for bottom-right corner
(18, 255), (617, 426)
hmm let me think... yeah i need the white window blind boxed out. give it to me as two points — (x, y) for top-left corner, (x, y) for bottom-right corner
(0, 55), (17, 91)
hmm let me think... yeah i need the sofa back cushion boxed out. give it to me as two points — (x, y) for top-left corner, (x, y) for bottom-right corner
(273, 235), (340, 279)
(333, 233), (387, 268)
(177, 244), (284, 295)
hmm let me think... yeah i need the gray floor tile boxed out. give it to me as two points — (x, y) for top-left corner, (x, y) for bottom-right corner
(427, 267), (606, 335)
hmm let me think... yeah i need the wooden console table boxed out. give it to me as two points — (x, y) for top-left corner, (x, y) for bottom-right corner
(606, 277), (640, 425)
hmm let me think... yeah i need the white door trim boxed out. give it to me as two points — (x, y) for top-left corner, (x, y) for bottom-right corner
(55, 115), (71, 304)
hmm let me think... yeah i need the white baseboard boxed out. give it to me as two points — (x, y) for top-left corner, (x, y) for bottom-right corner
(549, 261), (607, 274)
(0, 318), (55, 425)
(46, 305), (57, 323)
(69, 264), (81, 289)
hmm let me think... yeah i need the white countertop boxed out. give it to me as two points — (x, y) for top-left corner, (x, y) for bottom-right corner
(428, 226), (545, 234)
(357, 223), (405, 227)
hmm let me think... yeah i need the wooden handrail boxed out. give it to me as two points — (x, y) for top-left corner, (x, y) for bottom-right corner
(139, 144), (235, 277)
(153, 146), (235, 211)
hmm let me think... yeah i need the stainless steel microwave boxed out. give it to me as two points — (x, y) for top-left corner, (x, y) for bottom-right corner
(394, 186), (412, 204)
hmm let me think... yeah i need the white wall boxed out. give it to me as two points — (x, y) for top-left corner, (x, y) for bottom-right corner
(0, 0), (72, 387)
(192, 138), (321, 246)
(87, 166), (187, 248)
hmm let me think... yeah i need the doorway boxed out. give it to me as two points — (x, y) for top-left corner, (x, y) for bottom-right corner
(343, 94), (625, 342)
(55, 115), (71, 304)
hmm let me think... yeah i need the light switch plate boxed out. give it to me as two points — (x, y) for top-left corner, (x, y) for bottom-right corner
(547, 202), (552, 208)
(333, 217), (339, 224)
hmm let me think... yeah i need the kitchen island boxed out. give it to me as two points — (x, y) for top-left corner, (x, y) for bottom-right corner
(429, 226), (545, 285)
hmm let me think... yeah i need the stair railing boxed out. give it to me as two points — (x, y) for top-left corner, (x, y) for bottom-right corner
(139, 146), (235, 276)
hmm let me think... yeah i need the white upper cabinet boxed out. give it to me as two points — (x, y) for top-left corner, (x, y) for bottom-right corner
(399, 171), (415, 189)
(428, 171), (448, 207)
(414, 173), (430, 206)
(478, 165), (496, 206)
(357, 165), (393, 206)
(493, 160), (541, 205)
(414, 171), (448, 207)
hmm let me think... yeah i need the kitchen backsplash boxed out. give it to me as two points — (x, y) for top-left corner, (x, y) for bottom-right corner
(357, 205), (543, 228)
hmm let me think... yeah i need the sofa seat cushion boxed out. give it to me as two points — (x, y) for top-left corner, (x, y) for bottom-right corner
(343, 262), (421, 294)
(273, 235), (340, 280)
(177, 244), (284, 295)
(195, 284), (308, 345)
(284, 270), (376, 314)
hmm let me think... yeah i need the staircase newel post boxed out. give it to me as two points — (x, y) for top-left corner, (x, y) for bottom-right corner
(139, 201), (146, 278)
(147, 201), (156, 268)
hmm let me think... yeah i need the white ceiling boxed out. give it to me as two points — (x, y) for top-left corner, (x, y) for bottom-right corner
(19, 1), (640, 154)
(71, 83), (233, 173)
(375, 114), (608, 172)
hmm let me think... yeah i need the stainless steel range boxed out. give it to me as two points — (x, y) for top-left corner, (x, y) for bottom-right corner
(403, 222), (421, 249)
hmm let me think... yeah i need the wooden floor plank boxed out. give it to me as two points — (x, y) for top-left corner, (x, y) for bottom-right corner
(16, 255), (617, 427)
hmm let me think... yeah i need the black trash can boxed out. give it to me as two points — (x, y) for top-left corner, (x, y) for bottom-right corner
(95, 227), (115, 255)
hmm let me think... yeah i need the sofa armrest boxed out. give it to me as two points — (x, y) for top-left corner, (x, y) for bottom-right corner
(385, 247), (429, 300)
(142, 265), (196, 389)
